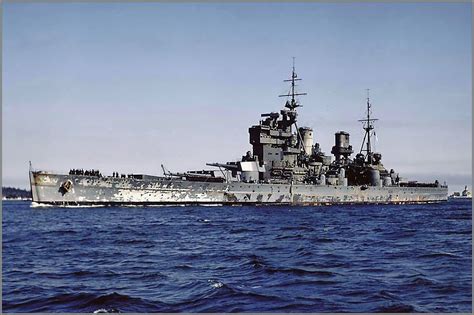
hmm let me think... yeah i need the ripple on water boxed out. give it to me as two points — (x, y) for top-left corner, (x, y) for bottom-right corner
(2, 200), (472, 312)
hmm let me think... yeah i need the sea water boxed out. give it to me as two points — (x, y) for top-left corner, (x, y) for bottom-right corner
(2, 200), (471, 312)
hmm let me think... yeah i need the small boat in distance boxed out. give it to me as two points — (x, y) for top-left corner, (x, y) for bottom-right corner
(449, 186), (472, 200)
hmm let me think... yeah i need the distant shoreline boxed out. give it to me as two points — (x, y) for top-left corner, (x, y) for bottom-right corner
(2, 187), (32, 200)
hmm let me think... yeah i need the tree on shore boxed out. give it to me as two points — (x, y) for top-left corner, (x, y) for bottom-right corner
(2, 187), (32, 199)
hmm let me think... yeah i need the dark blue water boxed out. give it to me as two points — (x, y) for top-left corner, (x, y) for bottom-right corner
(2, 200), (472, 312)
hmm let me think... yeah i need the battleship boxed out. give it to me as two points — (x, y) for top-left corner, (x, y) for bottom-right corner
(30, 62), (448, 206)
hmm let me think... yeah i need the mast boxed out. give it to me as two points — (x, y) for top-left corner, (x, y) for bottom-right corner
(277, 58), (308, 153)
(278, 57), (307, 110)
(358, 89), (378, 164)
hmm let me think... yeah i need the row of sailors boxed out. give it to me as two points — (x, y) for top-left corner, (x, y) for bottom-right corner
(69, 169), (134, 179)
(112, 172), (125, 178)
(112, 172), (134, 178)
(69, 169), (102, 177)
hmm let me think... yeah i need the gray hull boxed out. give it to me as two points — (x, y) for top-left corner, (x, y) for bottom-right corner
(30, 172), (448, 206)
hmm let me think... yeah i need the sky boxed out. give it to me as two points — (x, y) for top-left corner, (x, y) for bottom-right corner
(2, 2), (472, 192)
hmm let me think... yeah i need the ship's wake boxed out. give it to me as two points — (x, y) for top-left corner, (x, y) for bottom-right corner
(30, 202), (105, 208)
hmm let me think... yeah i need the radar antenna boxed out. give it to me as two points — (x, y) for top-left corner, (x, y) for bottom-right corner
(358, 89), (378, 164)
(278, 57), (307, 110)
